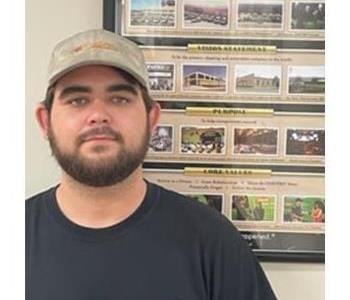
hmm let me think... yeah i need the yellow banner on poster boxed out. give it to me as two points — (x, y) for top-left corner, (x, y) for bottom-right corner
(184, 167), (272, 177)
(186, 107), (274, 117)
(187, 44), (276, 54)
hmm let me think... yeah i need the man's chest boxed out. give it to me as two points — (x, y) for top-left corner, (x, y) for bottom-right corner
(26, 236), (207, 300)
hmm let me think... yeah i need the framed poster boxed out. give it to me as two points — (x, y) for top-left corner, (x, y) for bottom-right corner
(103, 0), (325, 262)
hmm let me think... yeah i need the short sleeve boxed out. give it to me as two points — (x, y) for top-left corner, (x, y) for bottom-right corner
(206, 218), (277, 300)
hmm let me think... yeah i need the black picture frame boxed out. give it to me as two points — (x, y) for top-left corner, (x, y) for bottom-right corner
(102, 0), (325, 263)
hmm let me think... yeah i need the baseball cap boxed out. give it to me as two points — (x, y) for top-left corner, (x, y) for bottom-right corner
(47, 29), (149, 89)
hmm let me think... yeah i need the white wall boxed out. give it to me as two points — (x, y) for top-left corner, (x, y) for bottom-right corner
(25, 1), (325, 299)
(26, 0), (104, 195)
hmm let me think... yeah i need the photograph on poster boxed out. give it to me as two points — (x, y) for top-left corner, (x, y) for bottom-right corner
(180, 126), (226, 155)
(283, 195), (325, 223)
(129, 0), (176, 27)
(149, 125), (174, 153)
(233, 128), (279, 155)
(290, 1), (325, 30)
(182, 64), (228, 92)
(236, 0), (284, 30)
(147, 63), (175, 92)
(234, 64), (281, 94)
(231, 195), (276, 222)
(183, 0), (229, 29)
(288, 65), (325, 95)
(186, 193), (223, 213)
(286, 128), (325, 156)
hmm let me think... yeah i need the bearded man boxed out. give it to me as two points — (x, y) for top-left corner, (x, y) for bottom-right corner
(26, 29), (277, 300)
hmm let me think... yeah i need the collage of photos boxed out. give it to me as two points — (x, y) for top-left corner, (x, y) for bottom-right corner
(184, 193), (324, 226)
(144, 64), (325, 97)
(230, 194), (325, 226)
(123, 0), (325, 40)
(141, 44), (325, 103)
(113, 0), (325, 261)
(230, 194), (325, 225)
(147, 121), (325, 165)
(143, 168), (325, 233)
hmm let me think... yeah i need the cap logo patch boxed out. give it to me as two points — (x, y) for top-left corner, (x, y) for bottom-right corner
(72, 41), (120, 54)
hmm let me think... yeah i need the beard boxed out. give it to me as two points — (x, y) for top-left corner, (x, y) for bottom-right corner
(47, 124), (150, 187)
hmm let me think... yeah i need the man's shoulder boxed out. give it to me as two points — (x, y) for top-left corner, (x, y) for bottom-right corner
(150, 182), (242, 241)
(153, 182), (221, 217)
(26, 187), (56, 214)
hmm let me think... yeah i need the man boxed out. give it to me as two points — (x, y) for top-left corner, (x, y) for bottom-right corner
(291, 198), (304, 222)
(253, 200), (265, 221)
(26, 29), (277, 300)
(233, 195), (254, 221)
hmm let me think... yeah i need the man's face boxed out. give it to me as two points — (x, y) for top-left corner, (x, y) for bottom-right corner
(39, 65), (159, 187)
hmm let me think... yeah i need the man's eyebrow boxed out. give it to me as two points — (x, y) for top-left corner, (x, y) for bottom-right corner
(59, 85), (92, 99)
(107, 84), (138, 95)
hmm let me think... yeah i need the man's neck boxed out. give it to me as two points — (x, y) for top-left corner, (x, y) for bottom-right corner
(56, 168), (147, 229)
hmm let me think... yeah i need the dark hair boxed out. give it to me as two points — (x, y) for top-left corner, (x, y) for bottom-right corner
(42, 67), (154, 114)
(314, 200), (325, 212)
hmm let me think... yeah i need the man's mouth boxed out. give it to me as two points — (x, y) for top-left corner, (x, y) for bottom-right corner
(83, 135), (116, 142)
(77, 127), (124, 146)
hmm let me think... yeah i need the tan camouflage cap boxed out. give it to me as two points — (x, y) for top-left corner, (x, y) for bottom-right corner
(47, 29), (149, 89)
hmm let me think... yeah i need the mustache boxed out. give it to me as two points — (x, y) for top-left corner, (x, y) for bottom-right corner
(77, 127), (124, 145)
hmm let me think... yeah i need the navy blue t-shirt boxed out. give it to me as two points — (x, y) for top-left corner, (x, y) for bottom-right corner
(26, 182), (277, 300)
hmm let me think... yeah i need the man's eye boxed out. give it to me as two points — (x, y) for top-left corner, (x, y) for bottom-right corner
(68, 98), (87, 106)
(110, 96), (130, 105)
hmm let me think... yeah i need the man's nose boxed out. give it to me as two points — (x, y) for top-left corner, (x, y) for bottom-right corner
(86, 101), (112, 125)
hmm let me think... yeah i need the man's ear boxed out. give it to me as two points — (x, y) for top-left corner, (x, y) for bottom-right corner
(35, 103), (50, 139)
(148, 102), (161, 133)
